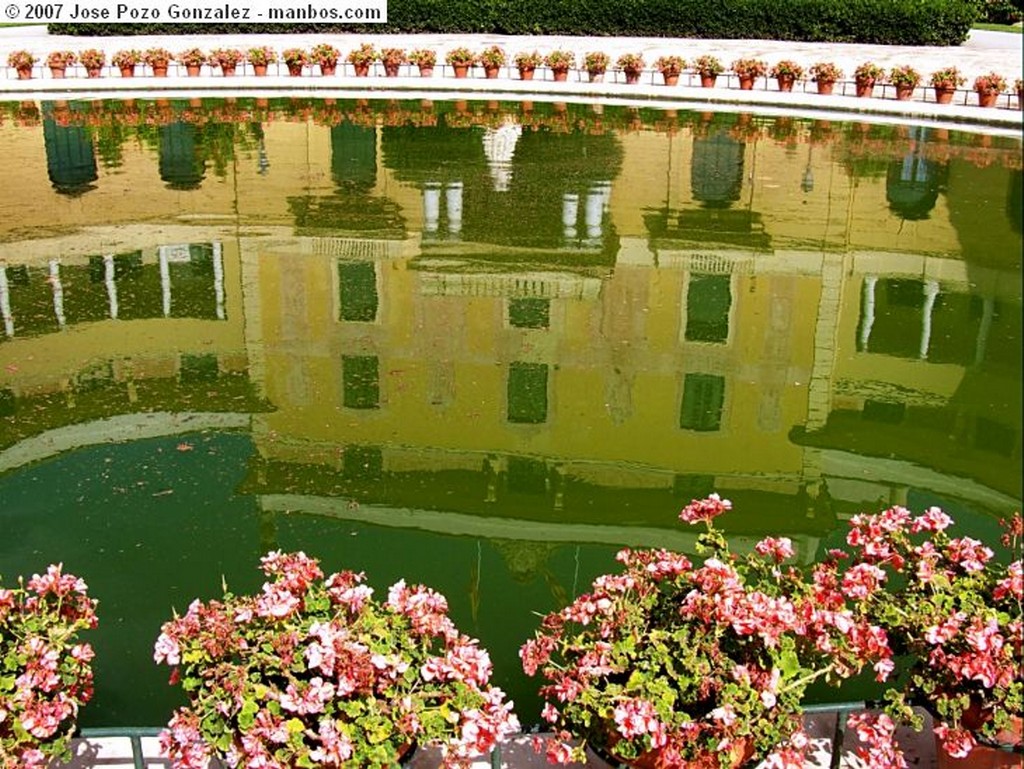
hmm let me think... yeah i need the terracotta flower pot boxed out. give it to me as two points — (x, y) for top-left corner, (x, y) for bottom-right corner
(452, 64), (469, 78)
(855, 78), (875, 97)
(935, 717), (1021, 769)
(738, 75), (754, 90)
(588, 69), (605, 82)
(518, 66), (535, 81)
(934, 85), (955, 104)
(86, 67), (102, 78)
(186, 64), (201, 77)
(252, 63), (267, 76)
(816, 79), (835, 95)
(119, 65), (135, 77)
(700, 74), (717, 88)
(624, 69), (641, 84)
(552, 68), (569, 82)
(220, 64), (236, 77)
(977, 90), (999, 108)
(152, 63), (168, 77)
(599, 735), (754, 769)
(16, 67), (32, 80)
(384, 63), (400, 77)
(776, 74), (795, 92)
(661, 71), (679, 86)
(483, 65), (499, 79)
(48, 66), (65, 79)
(1017, 88), (1023, 109)
(321, 63), (337, 76)
(418, 65), (434, 77)
(895, 84), (915, 101)
(287, 64), (303, 77)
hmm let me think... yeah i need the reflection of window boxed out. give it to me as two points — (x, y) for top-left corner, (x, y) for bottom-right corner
(342, 355), (380, 409)
(338, 262), (378, 322)
(507, 362), (548, 424)
(691, 131), (744, 207)
(343, 445), (383, 480)
(685, 274), (731, 343)
(509, 297), (550, 329)
(974, 418), (1015, 457)
(679, 374), (725, 431)
(862, 400), (905, 424)
(181, 353), (219, 383)
(860, 279), (923, 359)
(507, 456), (548, 494)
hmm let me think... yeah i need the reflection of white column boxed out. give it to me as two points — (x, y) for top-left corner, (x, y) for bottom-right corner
(0, 267), (13, 337)
(859, 275), (877, 351)
(213, 242), (225, 320)
(423, 183), (441, 234)
(975, 296), (995, 366)
(49, 260), (65, 328)
(585, 187), (604, 240)
(159, 249), (171, 317)
(920, 280), (940, 359)
(597, 180), (612, 211)
(445, 182), (463, 236)
(104, 255), (118, 320)
(562, 193), (579, 240)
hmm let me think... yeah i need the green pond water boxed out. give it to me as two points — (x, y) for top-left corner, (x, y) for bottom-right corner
(0, 97), (1020, 728)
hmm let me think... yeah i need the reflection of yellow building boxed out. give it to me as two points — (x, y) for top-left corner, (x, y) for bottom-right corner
(0, 107), (1020, 528)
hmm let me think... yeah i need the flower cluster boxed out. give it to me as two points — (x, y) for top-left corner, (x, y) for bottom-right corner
(154, 551), (519, 768)
(835, 507), (1023, 767)
(521, 497), (887, 766)
(0, 564), (98, 769)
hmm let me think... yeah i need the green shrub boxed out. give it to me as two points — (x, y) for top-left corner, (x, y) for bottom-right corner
(47, 0), (983, 46)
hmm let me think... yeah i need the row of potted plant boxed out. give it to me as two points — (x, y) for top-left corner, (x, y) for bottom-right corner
(6, 46), (1022, 107)
(3, 502), (1021, 768)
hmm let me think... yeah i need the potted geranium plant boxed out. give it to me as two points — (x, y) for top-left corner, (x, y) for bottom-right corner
(732, 57), (767, 90)
(79, 48), (106, 77)
(445, 46), (476, 78)
(245, 46), (275, 76)
(283, 47), (309, 77)
(616, 52), (645, 84)
(654, 55), (685, 86)
(45, 50), (76, 78)
(1016, 78), (1023, 110)
(478, 45), (506, 78)
(380, 47), (406, 77)
(928, 67), (965, 104)
(522, 495), (890, 767)
(834, 507), (1023, 767)
(7, 50), (36, 79)
(584, 51), (610, 82)
(313, 43), (342, 76)
(889, 64), (921, 101)
(408, 48), (436, 77)
(143, 47), (172, 76)
(770, 59), (805, 92)
(694, 54), (724, 88)
(854, 61), (885, 97)
(154, 551), (520, 768)
(207, 48), (242, 76)
(543, 50), (574, 82)
(514, 50), (542, 80)
(0, 564), (98, 768)
(112, 49), (141, 77)
(808, 61), (842, 94)
(176, 47), (205, 77)
(973, 71), (1007, 108)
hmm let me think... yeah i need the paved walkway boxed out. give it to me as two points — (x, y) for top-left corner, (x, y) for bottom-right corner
(1, 26), (1022, 129)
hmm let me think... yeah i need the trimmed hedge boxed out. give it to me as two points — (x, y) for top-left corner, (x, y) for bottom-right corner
(48, 0), (983, 46)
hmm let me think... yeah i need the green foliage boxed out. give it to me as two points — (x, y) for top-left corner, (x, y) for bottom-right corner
(47, 0), (982, 45)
